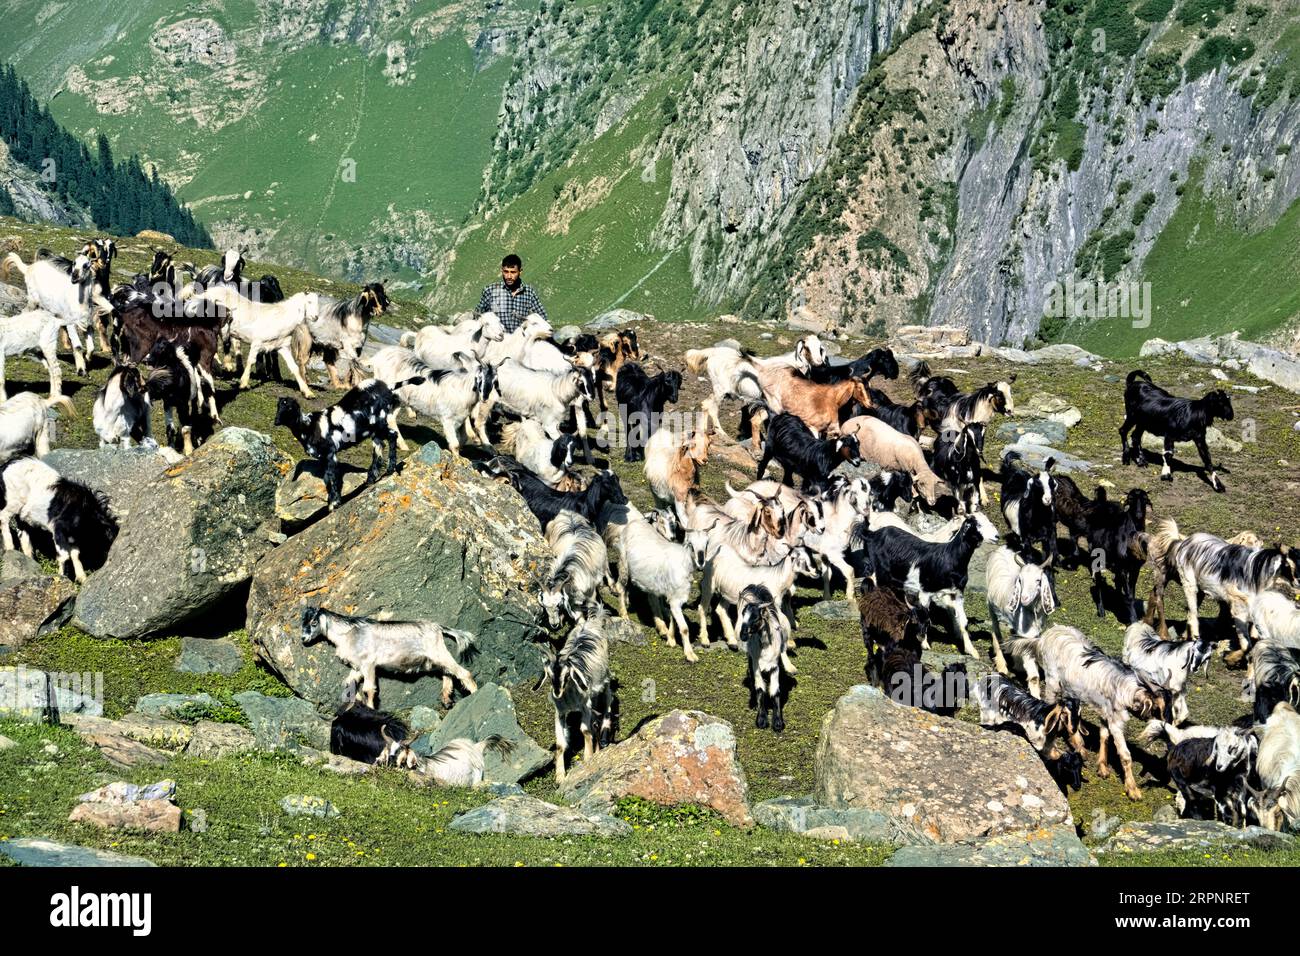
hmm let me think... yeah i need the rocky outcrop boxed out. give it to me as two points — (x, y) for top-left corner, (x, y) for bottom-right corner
(74, 429), (290, 639)
(69, 780), (183, 833)
(885, 825), (1095, 867)
(248, 456), (548, 711)
(814, 685), (1071, 843)
(560, 710), (753, 827)
(42, 446), (183, 521)
(412, 683), (549, 785)
(0, 837), (156, 867)
(1094, 820), (1297, 856)
(1141, 333), (1300, 394)
(450, 795), (631, 837)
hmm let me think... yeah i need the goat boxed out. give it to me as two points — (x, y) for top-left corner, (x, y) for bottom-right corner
(973, 673), (1074, 752)
(404, 311), (506, 371)
(189, 285), (316, 397)
(92, 365), (161, 449)
(614, 362), (681, 462)
(877, 633), (967, 716)
(644, 423), (714, 512)
(1145, 518), (1296, 657)
(911, 362), (1015, 433)
(292, 283), (389, 388)
(541, 511), (612, 627)
(1248, 591), (1300, 721)
(143, 340), (221, 456)
(683, 344), (796, 437)
(1143, 721), (1258, 824)
(868, 468), (915, 513)
(485, 456), (627, 532)
(2, 250), (112, 374)
(1120, 369), (1234, 491)
(740, 584), (790, 733)
(1050, 474), (1094, 561)
(984, 546), (1056, 683)
(329, 702), (418, 768)
(864, 509), (1000, 545)
(799, 475), (872, 597)
(1011, 625), (1170, 800)
(417, 736), (514, 788)
(851, 385), (926, 438)
(0, 456), (118, 581)
(490, 359), (592, 440)
(1123, 622), (1212, 726)
(538, 616), (614, 781)
(0, 392), (76, 462)
(809, 347), (899, 384)
(113, 294), (222, 373)
(386, 353), (497, 456)
(1252, 702), (1300, 832)
(1084, 487), (1152, 623)
(483, 313), (554, 367)
(698, 540), (814, 660)
(681, 487), (792, 571)
(857, 585), (930, 686)
(932, 423), (984, 514)
(274, 380), (404, 510)
(193, 248), (247, 287)
(500, 419), (580, 489)
(756, 411), (861, 494)
(756, 368), (872, 437)
(847, 516), (993, 660)
(840, 415), (950, 505)
(301, 606), (478, 708)
(600, 501), (696, 660)
(0, 309), (64, 400)
(999, 450), (1059, 568)
(724, 480), (823, 550)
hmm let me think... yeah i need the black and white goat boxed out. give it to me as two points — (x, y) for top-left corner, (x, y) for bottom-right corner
(932, 423), (984, 514)
(372, 349), (496, 455)
(294, 283), (388, 389)
(698, 538), (814, 664)
(1143, 721), (1258, 824)
(614, 362), (682, 462)
(274, 380), (405, 510)
(538, 617), (614, 781)
(92, 365), (160, 449)
(301, 606), (478, 708)
(1084, 487), (1152, 624)
(740, 584), (790, 733)
(1248, 592), (1300, 722)
(142, 339), (220, 456)
(999, 450), (1059, 568)
(809, 347), (899, 385)
(868, 468), (915, 513)
(541, 511), (612, 627)
(1120, 370), (1234, 492)
(1012, 625), (1170, 800)
(1253, 702), (1300, 832)
(973, 673), (1075, 753)
(755, 412), (861, 494)
(984, 545), (1056, 684)
(329, 701), (419, 768)
(1122, 622), (1212, 726)
(0, 457), (118, 581)
(484, 456), (627, 532)
(0, 392), (76, 461)
(500, 419), (581, 490)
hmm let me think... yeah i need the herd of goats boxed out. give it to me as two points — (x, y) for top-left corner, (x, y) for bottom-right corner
(0, 240), (1298, 834)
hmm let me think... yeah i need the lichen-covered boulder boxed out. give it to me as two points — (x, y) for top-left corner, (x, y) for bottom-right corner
(450, 795), (630, 838)
(73, 428), (291, 639)
(411, 683), (549, 784)
(0, 570), (75, 646)
(247, 456), (549, 711)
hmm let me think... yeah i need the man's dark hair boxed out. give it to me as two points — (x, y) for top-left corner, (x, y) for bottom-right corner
(502, 253), (522, 269)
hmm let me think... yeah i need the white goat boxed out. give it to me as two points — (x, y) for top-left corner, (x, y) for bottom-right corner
(301, 607), (478, 708)
(699, 541), (814, 670)
(683, 343), (805, 437)
(191, 285), (315, 397)
(1256, 702), (1300, 832)
(0, 392), (75, 461)
(984, 546), (1056, 684)
(541, 511), (612, 627)
(866, 509), (1000, 544)
(416, 736), (513, 788)
(370, 347), (496, 454)
(491, 359), (591, 438)
(2, 251), (111, 374)
(609, 502), (696, 660)
(483, 313), (553, 367)
(0, 309), (63, 400)
(404, 311), (506, 370)
(501, 418), (579, 489)
(1122, 622), (1213, 726)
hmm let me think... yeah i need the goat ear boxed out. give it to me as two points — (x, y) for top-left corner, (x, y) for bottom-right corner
(1041, 577), (1056, 614)
(1010, 577), (1023, 611)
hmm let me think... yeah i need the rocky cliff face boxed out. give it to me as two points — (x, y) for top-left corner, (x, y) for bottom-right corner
(0, 140), (92, 228)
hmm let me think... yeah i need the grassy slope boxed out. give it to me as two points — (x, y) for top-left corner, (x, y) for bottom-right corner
(3, 226), (1300, 867)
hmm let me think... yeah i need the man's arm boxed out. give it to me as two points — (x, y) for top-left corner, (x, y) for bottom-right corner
(529, 289), (547, 323)
(473, 285), (493, 317)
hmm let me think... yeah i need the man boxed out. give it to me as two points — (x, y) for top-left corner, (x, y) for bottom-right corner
(474, 253), (547, 334)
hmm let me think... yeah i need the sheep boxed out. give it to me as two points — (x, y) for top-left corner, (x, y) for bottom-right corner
(847, 516), (994, 660)
(500, 419), (581, 489)
(601, 501), (696, 660)
(1011, 625), (1170, 800)
(755, 367), (872, 436)
(999, 450), (1059, 568)
(1145, 517), (1296, 657)
(857, 585), (931, 686)
(541, 511), (612, 627)
(984, 546), (1057, 684)
(273, 380), (404, 509)
(0, 392), (76, 461)
(491, 359), (592, 440)
(755, 411), (861, 494)
(615, 362), (682, 462)
(404, 311), (506, 370)
(698, 540), (814, 662)
(839, 414), (951, 505)
(2, 250), (113, 374)
(0, 309), (64, 400)
(972, 673), (1074, 752)
(740, 584), (790, 733)
(142, 339), (221, 456)
(1122, 622), (1213, 726)
(1253, 701), (1300, 832)
(92, 365), (158, 449)
(484, 457), (627, 532)
(292, 283), (389, 388)
(932, 422), (985, 513)
(0, 456), (118, 582)
(189, 285), (316, 397)
(538, 616), (614, 781)
(644, 423), (715, 512)
(1143, 721), (1259, 824)
(300, 606), (478, 708)
(1120, 369), (1234, 491)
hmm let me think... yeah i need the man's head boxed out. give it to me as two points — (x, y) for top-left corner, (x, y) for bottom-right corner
(501, 253), (523, 290)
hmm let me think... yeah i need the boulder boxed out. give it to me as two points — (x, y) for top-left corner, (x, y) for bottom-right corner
(1016, 392), (1082, 428)
(1139, 338), (1177, 358)
(560, 710), (753, 827)
(450, 795), (631, 837)
(175, 637), (244, 675)
(78, 733), (169, 770)
(280, 795), (339, 818)
(247, 456), (548, 711)
(135, 692), (218, 719)
(814, 685), (1070, 843)
(0, 837), (155, 867)
(994, 419), (1068, 447)
(0, 551), (42, 581)
(185, 720), (256, 758)
(233, 691), (330, 751)
(895, 325), (970, 351)
(0, 570), (76, 646)
(1000, 441), (1093, 473)
(74, 428), (291, 639)
(275, 458), (370, 525)
(413, 683), (549, 784)
(69, 779), (182, 833)
(753, 796), (928, 844)
(42, 446), (184, 521)
(787, 306), (830, 333)
(885, 825), (1094, 866)
(807, 599), (858, 621)
(588, 308), (649, 330)
(112, 713), (194, 749)
(0, 665), (102, 720)
(1094, 820), (1296, 855)
(1028, 343), (1103, 364)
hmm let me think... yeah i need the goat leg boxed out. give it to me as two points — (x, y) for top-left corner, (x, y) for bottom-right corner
(1096, 725), (1112, 779)
(1110, 721), (1143, 801)
(769, 670), (785, 734)
(553, 714), (567, 782)
(986, 603), (1010, 676)
(1193, 435), (1224, 493)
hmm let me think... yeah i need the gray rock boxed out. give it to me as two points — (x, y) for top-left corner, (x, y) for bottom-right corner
(41, 446), (179, 521)
(275, 459), (370, 525)
(279, 795), (339, 818)
(1094, 820), (1297, 855)
(814, 685), (1071, 843)
(0, 665), (102, 719)
(885, 824), (1095, 866)
(807, 599), (858, 621)
(450, 795), (631, 837)
(554, 325), (583, 344)
(753, 795), (928, 844)
(602, 615), (648, 645)
(248, 457), (548, 711)
(413, 684), (549, 784)
(175, 637), (244, 675)
(0, 837), (156, 867)
(995, 419), (1068, 447)
(185, 720), (256, 758)
(0, 571), (76, 647)
(74, 428), (291, 639)
(0, 734), (15, 750)
(188, 808), (209, 833)
(407, 706), (442, 735)
(135, 693), (218, 719)
(233, 691), (330, 752)
(1028, 344), (1103, 364)
(1016, 392), (1082, 428)
(1000, 442), (1093, 473)
(1141, 426), (1241, 455)
(588, 308), (649, 330)
(414, 441), (443, 466)
(1139, 338), (1177, 358)
(0, 552), (43, 582)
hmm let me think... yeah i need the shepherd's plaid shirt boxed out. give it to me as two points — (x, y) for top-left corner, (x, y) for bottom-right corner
(474, 280), (547, 333)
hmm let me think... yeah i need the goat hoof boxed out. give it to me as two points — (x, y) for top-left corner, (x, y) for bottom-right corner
(755, 714), (767, 730)
(772, 719), (784, 734)
(1160, 472), (1173, 482)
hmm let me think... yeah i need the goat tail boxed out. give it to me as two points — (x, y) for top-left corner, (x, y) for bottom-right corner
(1126, 369), (1153, 387)
(399, 330), (418, 349)
(479, 734), (514, 758)
(44, 395), (77, 419)
(908, 359), (932, 391)
(1146, 518), (1183, 571)
(443, 626), (477, 660)
(684, 349), (709, 375)
(1, 251), (28, 284)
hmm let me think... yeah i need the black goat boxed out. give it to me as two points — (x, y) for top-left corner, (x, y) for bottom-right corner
(142, 339), (220, 455)
(932, 423), (984, 514)
(999, 450), (1059, 568)
(755, 412), (861, 494)
(1044, 749), (1085, 793)
(1085, 487), (1152, 623)
(483, 456), (628, 532)
(615, 362), (682, 462)
(877, 634), (966, 716)
(809, 347), (899, 384)
(1120, 370), (1234, 492)
(1145, 722), (1258, 824)
(330, 701), (418, 768)
(274, 379), (406, 510)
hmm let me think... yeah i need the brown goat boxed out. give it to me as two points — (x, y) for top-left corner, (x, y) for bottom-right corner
(758, 367), (871, 436)
(858, 586), (930, 685)
(644, 424), (715, 509)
